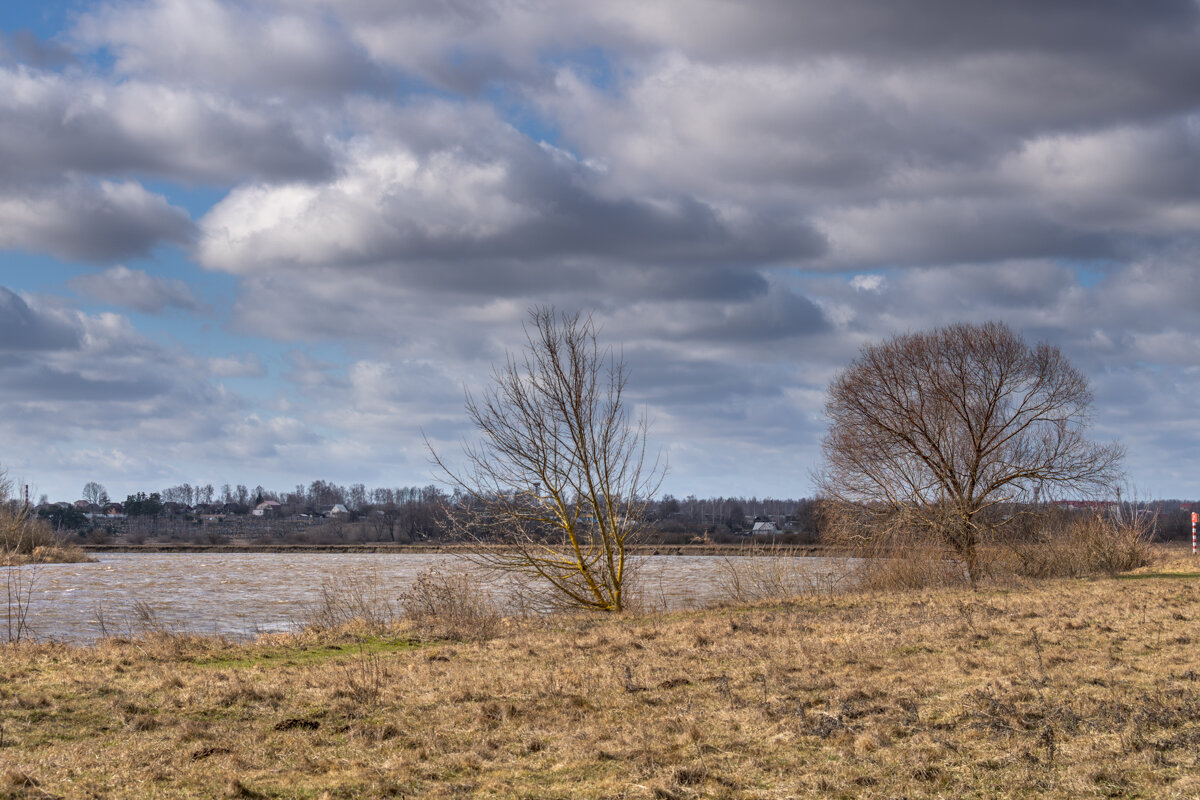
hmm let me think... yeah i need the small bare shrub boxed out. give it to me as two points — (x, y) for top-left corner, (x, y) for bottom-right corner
(715, 543), (847, 603)
(335, 647), (389, 706)
(304, 569), (397, 632)
(399, 567), (500, 641)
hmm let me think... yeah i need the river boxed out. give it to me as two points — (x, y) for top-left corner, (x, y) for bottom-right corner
(1, 552), (856, 643)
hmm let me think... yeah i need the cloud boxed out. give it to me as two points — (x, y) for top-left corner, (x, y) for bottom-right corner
(2, 30), (78, 69)
(850, 275), (886, 292)
(196, 100), (824, 274)
(70, 266), (205, 314)
(7, 1), (1200, 499)
(0, 288), (82, 351)
(0, 178), (193, 262)
(73, 0), (385, 98)
(0, 362), (167, 402)
(814, 198), (1120, 268)
(0, 66), (333, 184)
(208, 353), (267, 378)
(591, 0), (1200, 67)
(0, 296), (216, 435)
(0, 289), (314, 496)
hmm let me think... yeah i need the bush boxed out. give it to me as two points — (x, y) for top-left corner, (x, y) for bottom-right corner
(304, 570), (397, 632)
(818, 500), (974, 589)
(1003, 509), (1154, 579)
(1, 507), (89, 564)
(400, 567), (500, 641)
(821, 499), (1154, 589)
(0, 508), (60, 555)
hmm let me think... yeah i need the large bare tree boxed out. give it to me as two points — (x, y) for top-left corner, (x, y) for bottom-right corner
(431, 308), (663, 612)
(82, 481), (107, 506)
(818, 321), (1123, 585)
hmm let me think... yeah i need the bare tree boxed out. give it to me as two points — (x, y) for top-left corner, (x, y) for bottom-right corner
(431, 308), (663, 612)
(818, 321), (1123, 585)
(82, 481), (107, 506)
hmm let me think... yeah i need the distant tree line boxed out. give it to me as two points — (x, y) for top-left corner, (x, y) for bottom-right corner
(46, 476), (827, 545)
(40, 477), (1198, 546)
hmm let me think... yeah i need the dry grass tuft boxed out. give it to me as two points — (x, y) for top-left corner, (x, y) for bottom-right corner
(851, 541), (971, 591)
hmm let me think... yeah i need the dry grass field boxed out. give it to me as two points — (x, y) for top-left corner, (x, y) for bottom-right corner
(3, 550), (1200, 798)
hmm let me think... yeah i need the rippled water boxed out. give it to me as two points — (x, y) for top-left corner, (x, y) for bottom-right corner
(1, 552), (854, 643)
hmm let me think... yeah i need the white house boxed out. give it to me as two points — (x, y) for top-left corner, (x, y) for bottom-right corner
(252, 500), (282, 517)
(319, 503), (350, 517)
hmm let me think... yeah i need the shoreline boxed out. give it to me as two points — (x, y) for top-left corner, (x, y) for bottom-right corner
(81, 542), (834, 556)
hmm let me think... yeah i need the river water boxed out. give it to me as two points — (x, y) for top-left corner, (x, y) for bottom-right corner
(1, 552), (855, 644)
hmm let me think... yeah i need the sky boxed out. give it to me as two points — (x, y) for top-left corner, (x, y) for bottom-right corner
(2, 0), (1200, 503)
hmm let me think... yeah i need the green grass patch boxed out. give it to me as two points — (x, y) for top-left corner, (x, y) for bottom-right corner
(192, 636), (419, 669)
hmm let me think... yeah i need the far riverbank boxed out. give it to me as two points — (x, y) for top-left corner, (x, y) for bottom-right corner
(81, 542), (834, 556)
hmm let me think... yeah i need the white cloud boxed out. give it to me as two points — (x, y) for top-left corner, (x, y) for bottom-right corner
(71, 266), (204, 314)
(208, 353), (267, 378)
(850, 275), (886, 292)
(197, 130), (533, 272)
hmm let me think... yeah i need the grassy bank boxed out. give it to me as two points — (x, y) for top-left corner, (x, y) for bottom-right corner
(3, 555), (1200, 798)
(1, 544), (92, 566)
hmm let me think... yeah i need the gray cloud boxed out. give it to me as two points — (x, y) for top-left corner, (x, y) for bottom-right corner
(196, 108), (825, 274)
(70, 266), (205, 314)
(73, 0), (386, 98)
(1, 362), (167, 402)
(0, 66), (333, 184)
(816, 200), (1123, 269)
(632, 0), (1200, 67)
(0, 178), (193, 262)
(0, 291), (307, 498)
(641, 286), (830, 345)
(0, 288), (82, 351)
(3, 30), (78, 69)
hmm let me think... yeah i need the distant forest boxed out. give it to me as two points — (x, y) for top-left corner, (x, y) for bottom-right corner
(33, 479), (823, 546)
(27, 479), (1198, 546)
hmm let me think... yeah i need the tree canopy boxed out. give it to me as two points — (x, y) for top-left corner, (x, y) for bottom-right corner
(819, 321), (1124, 583)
